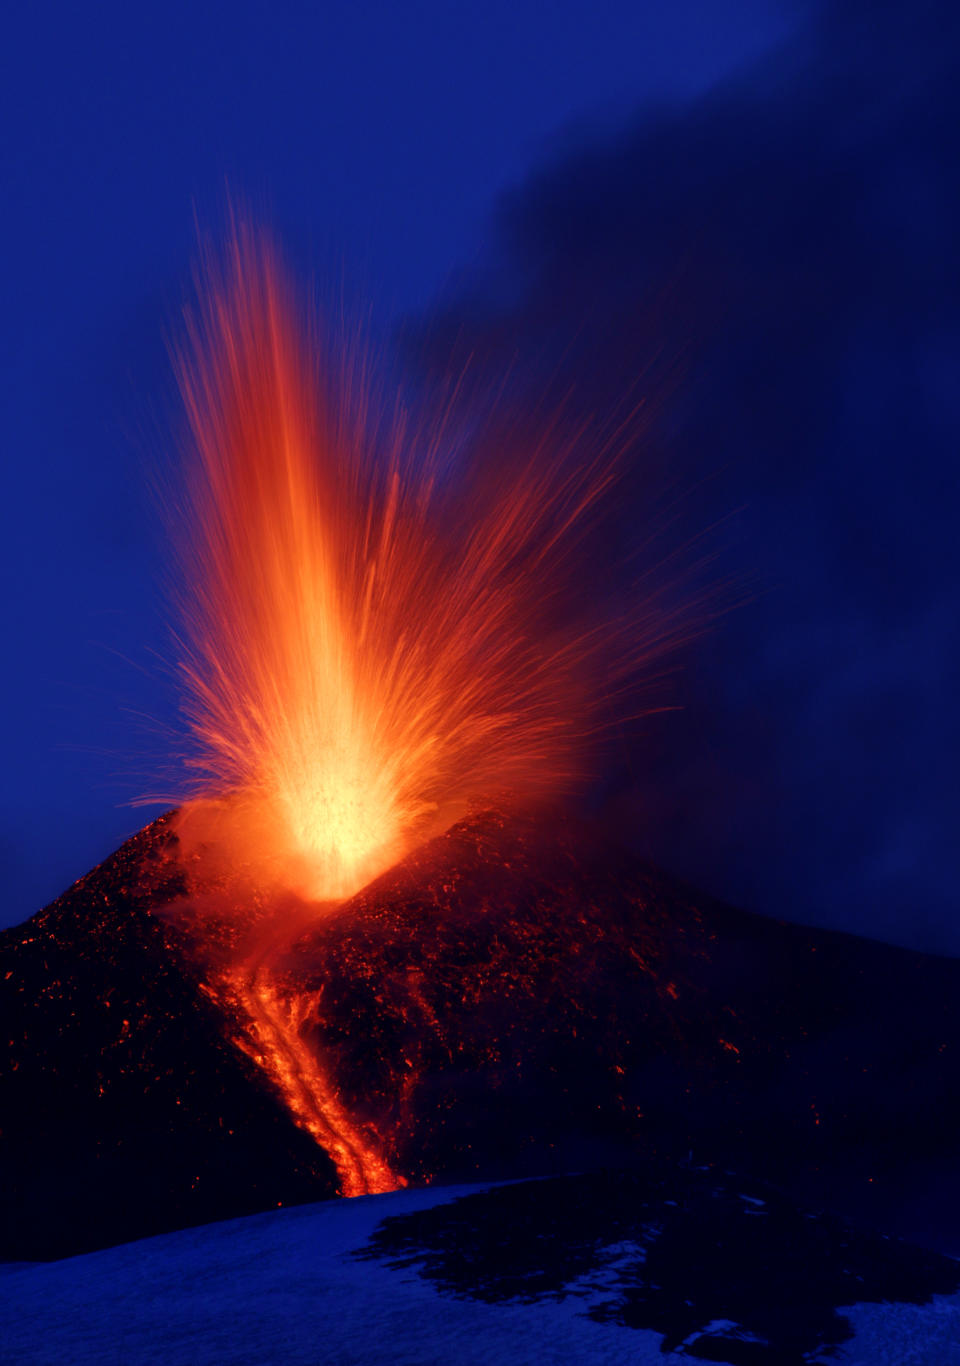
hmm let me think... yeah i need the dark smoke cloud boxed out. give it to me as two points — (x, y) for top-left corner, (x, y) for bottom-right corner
(403, 0), (960, 951)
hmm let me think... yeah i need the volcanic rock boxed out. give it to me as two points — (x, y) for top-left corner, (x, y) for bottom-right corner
(3, 807), (960, 1260)
(277, 808), (960, 1249)
(0, 816), (337, 1260)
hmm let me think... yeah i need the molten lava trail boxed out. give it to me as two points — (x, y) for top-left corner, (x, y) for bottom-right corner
(230, 913), (399, 1198)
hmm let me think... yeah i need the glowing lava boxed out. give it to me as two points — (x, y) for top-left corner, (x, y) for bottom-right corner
(217, 908), (400, 1197)
(169, 221), (661, 904)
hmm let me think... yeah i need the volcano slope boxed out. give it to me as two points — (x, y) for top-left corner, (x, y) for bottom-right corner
(0, 816), (338, 1260)
(2, 808), (960, 1260)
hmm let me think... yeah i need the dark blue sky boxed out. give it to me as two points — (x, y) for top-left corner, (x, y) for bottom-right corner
(3, 0), (956, 952)
(416, 0), (959, 952)
(0, 0), (794, 927)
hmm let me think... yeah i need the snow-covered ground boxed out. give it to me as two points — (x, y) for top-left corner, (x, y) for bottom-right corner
(1, 1182), (958, 1365)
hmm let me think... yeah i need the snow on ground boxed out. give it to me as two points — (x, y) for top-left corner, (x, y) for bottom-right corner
(1, 1182), (958, 1365)
(0, 1184), (663, 1366)
(840, 1297), (960, 1366)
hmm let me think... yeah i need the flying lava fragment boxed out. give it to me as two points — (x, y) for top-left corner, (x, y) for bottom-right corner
(167, 219), (684, 906)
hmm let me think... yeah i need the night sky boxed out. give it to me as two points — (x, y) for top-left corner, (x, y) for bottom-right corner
(1, 0), (956, 951)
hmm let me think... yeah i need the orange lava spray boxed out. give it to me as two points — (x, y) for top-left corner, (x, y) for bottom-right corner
(169, 222), (666, 904)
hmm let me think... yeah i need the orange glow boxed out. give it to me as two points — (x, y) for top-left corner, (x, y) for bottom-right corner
(164, 220), (695, 1196)
(206, 911), (401, 1196)
(169, 221), (658, 904)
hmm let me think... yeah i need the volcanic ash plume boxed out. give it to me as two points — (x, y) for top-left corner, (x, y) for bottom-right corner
(168, 223), (683, 905)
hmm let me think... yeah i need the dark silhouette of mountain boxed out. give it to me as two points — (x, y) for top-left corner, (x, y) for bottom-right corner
(0, 816), (337, 1260)
(3, 807), (960, 1260)
(279, 809), (960, 1251)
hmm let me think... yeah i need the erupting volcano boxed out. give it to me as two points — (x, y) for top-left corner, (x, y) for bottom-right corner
(4, 223), (959, 1281)
(158, 221), (688, 1198)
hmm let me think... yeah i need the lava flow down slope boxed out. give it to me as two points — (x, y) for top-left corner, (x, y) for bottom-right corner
(4, 804), (960, 1261)
(0, 815), (340, 1260)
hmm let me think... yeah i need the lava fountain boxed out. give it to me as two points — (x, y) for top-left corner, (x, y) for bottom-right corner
(164, 219), (688, 1195)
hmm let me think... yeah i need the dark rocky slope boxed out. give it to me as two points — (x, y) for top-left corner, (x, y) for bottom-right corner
(3, 807), (959, 1259)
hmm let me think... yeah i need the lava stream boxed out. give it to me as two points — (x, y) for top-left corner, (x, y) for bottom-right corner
(228, 915), (399, 1197)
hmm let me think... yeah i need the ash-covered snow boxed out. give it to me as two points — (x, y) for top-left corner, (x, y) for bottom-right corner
(1, 1178), (958, 1365)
